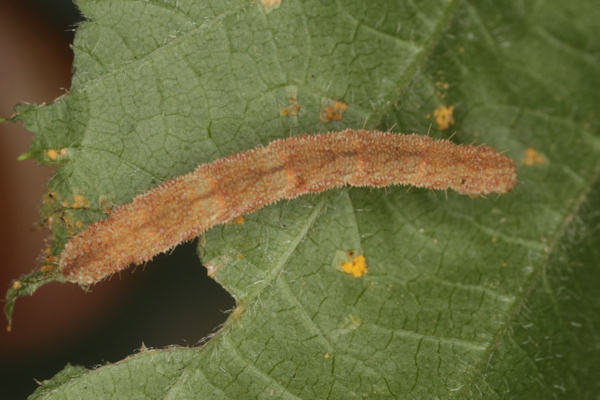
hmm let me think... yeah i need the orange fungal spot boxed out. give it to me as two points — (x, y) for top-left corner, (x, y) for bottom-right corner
(280, 97), (300, 117)
(434, 105), (455, 130)
(235, 216), (245, 224)
(342, 254), (369, 278)
(522, 148), (545, 166)
(12, 280), (22, 290)
(320, 99), (347, 123)
(72, 195), (88, 208)
(46, 149), (58, 160)
(46, 148), (68, 161)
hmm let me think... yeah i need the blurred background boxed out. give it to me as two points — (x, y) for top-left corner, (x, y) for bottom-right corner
(0, 1), (234, 398)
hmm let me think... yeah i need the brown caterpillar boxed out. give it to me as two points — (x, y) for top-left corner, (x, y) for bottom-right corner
(60, 130), (517, 285)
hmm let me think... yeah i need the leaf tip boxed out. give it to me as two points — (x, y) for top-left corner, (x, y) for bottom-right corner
(17, 152), (32, 161)
(4, 268), (65, 330)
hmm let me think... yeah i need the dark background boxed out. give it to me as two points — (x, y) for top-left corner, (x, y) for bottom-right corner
(0, 1), (234, 398)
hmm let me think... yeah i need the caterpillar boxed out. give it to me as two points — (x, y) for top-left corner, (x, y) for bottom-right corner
(60, 129), (517, 285)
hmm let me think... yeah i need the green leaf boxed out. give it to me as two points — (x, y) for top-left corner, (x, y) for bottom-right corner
(9, 0), (599, 398)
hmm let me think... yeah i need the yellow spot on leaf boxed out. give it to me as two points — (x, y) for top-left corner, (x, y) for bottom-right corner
(320, 99), (348, 123)
(46, 148), (68, 161)
(46, 149), (58, 160)
(12, 280), (22, 290)
(324, 353), (330, 359)
(235, 215), (245, 224)
(342, 254), (369, 278)
(76, 220), (84, 228)
(433, 105), (455, 130)
(491, 237), (498, 243)
(280, 97), (300, 117)
(522, 147), (545, 166)
(72, 195), (89, 208)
